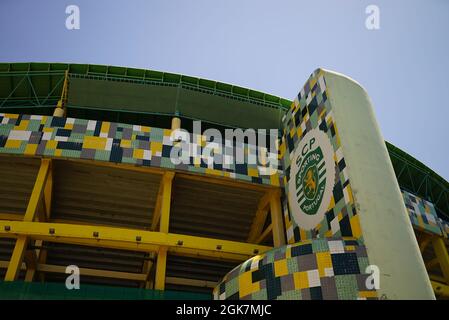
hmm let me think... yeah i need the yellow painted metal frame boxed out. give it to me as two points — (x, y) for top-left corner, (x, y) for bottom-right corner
(431, 280), (449, 298)
(418, 230), (449, 298)
(38, 263), (147, 281)
(255, 224), (273, 244)
(155, 247), (168, 290)
(154, 172), (174, 290)
(419, 233), (432, 253)
(166, 276), (216, 289)
(432, 237), (449, 285)
(4, 158), (51, 281)
(26, 161), (53, 282)
(0, 220), (271, 260)
(54, 70), (69, 116)
(4, 236), (28, 281)
(247, 191), (271, 243)
(0, 155), (281, 290)
(269, 189), (285, 247)
(247, 189), (286, 246)
(0, 261), (147, 281)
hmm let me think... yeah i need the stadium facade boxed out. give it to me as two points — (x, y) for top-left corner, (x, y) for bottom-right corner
(0, 62), (447, 300)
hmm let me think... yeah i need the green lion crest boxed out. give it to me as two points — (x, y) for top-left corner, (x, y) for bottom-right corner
(295, 147), (326, 215)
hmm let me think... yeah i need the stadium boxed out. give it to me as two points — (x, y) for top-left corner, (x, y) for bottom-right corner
(0, 62), (447, 299)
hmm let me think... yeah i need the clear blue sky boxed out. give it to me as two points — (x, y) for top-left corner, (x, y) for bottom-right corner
(0, 0), (448, 180)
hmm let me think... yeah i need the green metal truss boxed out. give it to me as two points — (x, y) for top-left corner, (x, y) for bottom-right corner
(0, 62), (291, 110)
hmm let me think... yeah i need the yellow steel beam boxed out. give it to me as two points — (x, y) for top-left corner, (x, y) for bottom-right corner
(177, 172), (273, 193)
(4, 236), (28, 281)
(270, 190), (286, 247)
(142, 256), (155, 289)
(0, 260), (26, 270)
(432, 237), (449, 285)
(30, 165), (52, 282)
(166, 276), (217, 289)
(36, 240), (48, 282)
(43, 163), (53, 220)
(36, 201), (46, 224)
(151, 172), (175, 231)
(24, 159), (51, 222)
(151, 182), (164, 231)
(25, 239), (46, 282)
(159, 172), (175, 233)
(419, 233), (432, 253)
(426, 258), (439, 270)
(23, 249), (37, 282)
(153, 172), (174, 290)
(146, 172), (175, 287)
(55, 70), (69, 116)
(0, 220), (271, 259)
(429, 274), (446, 283)
(66, 157), (273, 193)
(154, 247), (167, 290)
(50, 218), (119, 228)
(26, 160), (52, 281)
(247, 191), (271, 243)
(5, 159), (51, 281)
(0, 213), (23, 221)
(37, 263), (147, 281)
(166, 246), (254, 262)
(431, 280), (449, 299)
(66, 158), (164, 176)
(255, 224), (273, 245)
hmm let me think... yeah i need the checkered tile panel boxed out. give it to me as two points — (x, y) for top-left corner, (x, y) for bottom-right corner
(402, 190), (448, 237)
(214, 238), (377, 300)
(0, 113), (282, 186)
(281, 69), (361, 243)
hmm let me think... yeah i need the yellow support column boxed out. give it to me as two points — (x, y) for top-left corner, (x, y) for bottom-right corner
(43, 166), (53, 221)
(24, 249), (37, 282)
(154, 172), (174, 290)
(171, 117), (181, 131)
(431, 280), (449, 298)
(29, 164), (53, 282)
(23, 159), (51, 222)
(270, 190), (286, 247)
(159, 172), (175, 233)
(4, 159), (51, 281)
(432, 237), (449, 285)
(53, 70), (69, 117)
(4, 236), (28, 281)
(247, 191), (271, 243)
(154, 247), (168, 290)
(419, 233), (432, 253)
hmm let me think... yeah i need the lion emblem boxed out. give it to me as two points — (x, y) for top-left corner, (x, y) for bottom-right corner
(303, 167), (317, 198)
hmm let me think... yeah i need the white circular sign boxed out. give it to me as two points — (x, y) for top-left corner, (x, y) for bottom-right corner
(287, 128), (336, 230)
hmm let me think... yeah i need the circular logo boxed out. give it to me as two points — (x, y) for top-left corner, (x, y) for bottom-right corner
(288, 128), (335, 230)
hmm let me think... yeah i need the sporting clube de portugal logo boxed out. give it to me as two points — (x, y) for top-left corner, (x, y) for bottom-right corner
(288, 128), (336, 230)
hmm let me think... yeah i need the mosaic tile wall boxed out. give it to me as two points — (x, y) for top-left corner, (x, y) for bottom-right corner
(281, 69), (361, 243)
(0, 113), (282, 186)
(440, 219), (449, 238)
(402, 190), (448, 238)
(214, 238), (377, 300)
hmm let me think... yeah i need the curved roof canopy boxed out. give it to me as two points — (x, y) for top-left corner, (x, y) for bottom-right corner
(0, 62), (447, 218)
